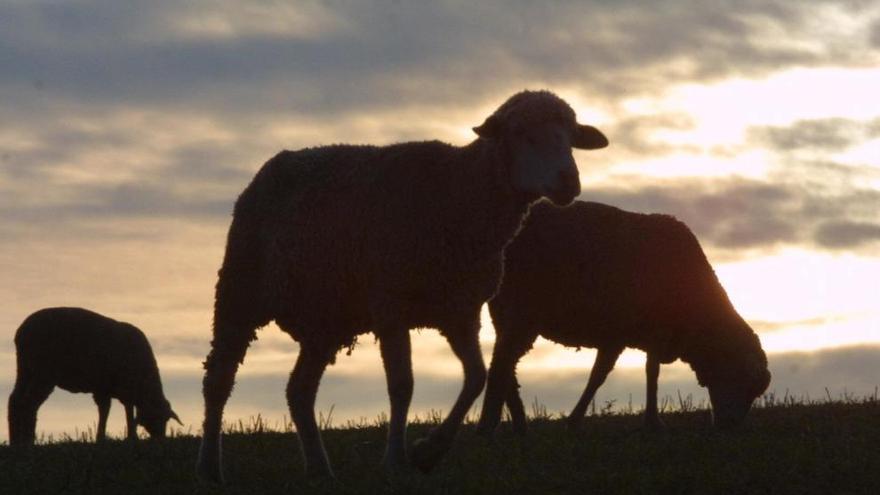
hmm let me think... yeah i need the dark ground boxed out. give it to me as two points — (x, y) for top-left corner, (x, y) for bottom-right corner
(2, 398), (878, 494)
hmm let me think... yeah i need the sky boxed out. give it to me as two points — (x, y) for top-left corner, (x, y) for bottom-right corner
(1, 0), (879, 441)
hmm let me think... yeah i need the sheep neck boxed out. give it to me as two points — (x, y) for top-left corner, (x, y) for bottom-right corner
(438, 139), (533, 269)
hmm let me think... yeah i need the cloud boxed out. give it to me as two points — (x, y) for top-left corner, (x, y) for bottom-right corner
(871, 17), (880, 47)
(581, 176), (880, 253)
(748, 118), (864, 152)
(815, 221), (880, 248)
(1, 0), (877, 121)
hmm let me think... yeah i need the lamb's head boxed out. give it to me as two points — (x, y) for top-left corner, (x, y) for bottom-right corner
(136, 399), (182, 438)
(473, 90), (608, 206)
(693, 325), (771, 429)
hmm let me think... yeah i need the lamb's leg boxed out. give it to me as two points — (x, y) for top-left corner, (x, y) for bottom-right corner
(505, 372), (528, 435)
(566, 346), (624, 430)
(644, 353), (665, 430)
(197, 324), (256, 484)
(411, 321), (486, 472)
(476, 331), (535, 437)
(7, 376), (54, 447)
(93, 394), (111, 442)
(124, 403), (136, 440)
(287, 344), (335, 478)
(377, 326), (413, 470)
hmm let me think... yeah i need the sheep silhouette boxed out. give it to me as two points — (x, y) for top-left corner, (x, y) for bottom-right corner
(477, 201), (771, 436)
(8, 307), (181, 446)
(196, 90), (609, 482)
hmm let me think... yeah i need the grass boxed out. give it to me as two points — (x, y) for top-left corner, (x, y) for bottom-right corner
(1, 394), (879, 494)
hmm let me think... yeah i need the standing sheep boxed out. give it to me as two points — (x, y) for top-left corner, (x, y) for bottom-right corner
(8, 307), (181, 446)
(197, 90), (609, 482)
(476, 201), (771, 436)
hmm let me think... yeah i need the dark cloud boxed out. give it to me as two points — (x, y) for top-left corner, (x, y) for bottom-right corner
(815, 221), (880, 248)
(606, 113), (700, 156)
(0, 0), (873, 119)
(749, 118), (863, 152)
(4, 182), (235, 222)
(871, 17), (880, 47)
(581, 176), (880, 252)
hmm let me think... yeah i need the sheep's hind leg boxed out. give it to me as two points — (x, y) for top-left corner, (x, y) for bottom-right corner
(7, 375), (54, 447)
(644, 353), (666, 431)
(124, 403), (136, 440)
(93, 394), (111, 442)
(197, 323), (257, 484)
(566, 346), (624, 431)
(505, 373), (528, 435)
(476, 331), (534, 437)
(377, 325), (413, 471)
(287, 342), (336, 479)
(411, 321), (486, 472)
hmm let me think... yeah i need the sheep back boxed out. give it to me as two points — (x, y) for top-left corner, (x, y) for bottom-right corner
(15, 307), (166, 405)
(491, 201), (738, 363)
(218, 140), (526, 349)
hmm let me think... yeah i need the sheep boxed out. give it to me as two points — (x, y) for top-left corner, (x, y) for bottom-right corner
(476, 201), (771, 436)
(7, 307), (181, 446)
(196, 90), (609, 482)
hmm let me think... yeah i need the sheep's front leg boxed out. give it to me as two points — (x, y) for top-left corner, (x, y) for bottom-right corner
(93, 394), (111, 442)
(476, 331), (535, 437)
(7, 375), (54, 447)
(198, 327), (254, 483)
(124, 403), (136, 440)
(644, 353), (665, 430)
(377, 326), (413, 470)
(287, 344), (335, 479)
(411, 321), (486, 472)
(567, 346), (624, 430)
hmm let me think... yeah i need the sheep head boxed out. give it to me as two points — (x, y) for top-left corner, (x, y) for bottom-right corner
(693, 326), (771, 429)
(473, 90), (608, 206)
(136, 399), (182, 438)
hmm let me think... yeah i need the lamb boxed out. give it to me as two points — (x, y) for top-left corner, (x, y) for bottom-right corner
(8, 307), (181, 446)
(196, 90), (609, 482)
(476, 201), (771, 436)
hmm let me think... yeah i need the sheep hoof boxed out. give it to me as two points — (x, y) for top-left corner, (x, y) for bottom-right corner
(565, 417), (584, 432)
(474, 423), (495, 439)
(511, 420), (529, 436)
(196, 462), (224, 485)
(644, 416), (667, 432)
(382, 454), (411, 474)
(196, 448), (224, 485)
(409, 437), (447, 473)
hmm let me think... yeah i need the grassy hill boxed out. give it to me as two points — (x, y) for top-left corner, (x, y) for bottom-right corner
(1, 397), (878, 494)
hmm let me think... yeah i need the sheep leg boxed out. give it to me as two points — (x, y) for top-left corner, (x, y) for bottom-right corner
(377, 326), (413, 470)
(644, 353), (666, 430)
(411, 323), (486, 472)
(505, 372), (528, 435)
(93, 394), (111, 442)
(7, 375), (54, 447)
(124, 403), (137, 440)
(566, 346), (624, 430)
(476, 332), (534, 437)
(197, 329), (253, 484)
(287, 344), (335, 479)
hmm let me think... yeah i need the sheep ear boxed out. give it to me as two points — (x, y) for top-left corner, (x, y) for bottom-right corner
(169, 409), (183, 426)
(473, 115), (504, 139)
(572, 124), (609, 150)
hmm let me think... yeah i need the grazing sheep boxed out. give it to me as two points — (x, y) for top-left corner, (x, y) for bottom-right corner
(197, 90), (609, 482)
(8, 307), (181, 446)
(476, 201), (771, 435)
